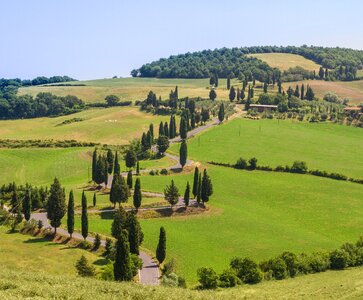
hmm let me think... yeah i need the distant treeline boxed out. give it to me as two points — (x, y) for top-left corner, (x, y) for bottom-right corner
(131, 46), (363, 81)
(0, 76), (76, 89)
(0, 139), (99, 148)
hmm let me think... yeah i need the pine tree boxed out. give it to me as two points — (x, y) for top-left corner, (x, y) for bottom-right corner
(114, 152), (120, 175)
(158, 121), (164, 137)
(133, 178), (142, 211)
(136, 161), (140, 175)
(127, 170), (133, 189)
(164, 180), (180, 208)
(23, 189), (31, 222)
(263, 82), (268, 93)
(179, 116), (188, 139)
(192, 167), (199, 198)
(47, 178), (66, 234)
(111, 207), (127, 239)
(229, 86), (236, 101)
(218, 103), (225, 123)
(67, 190), (74, 238)
(184, 182), (190, 207)
(81, 191), (88, 240)
(179, 139), (188, 168)
(92, 149), (97, 182)
(156, 227), (166, 264)
(209, 89), (217, 101)
(127, 213), (140, 255)
(227, 76), (231, 90)
(93, 192), (96, 207)
(201, 169), (213, 204)
(114, 230), (132, 281)
(106, 149), (114, 174)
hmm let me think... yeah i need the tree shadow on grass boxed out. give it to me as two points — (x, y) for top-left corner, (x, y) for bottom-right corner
(23, 237), (49, 244)
(93, 258), (109, 266)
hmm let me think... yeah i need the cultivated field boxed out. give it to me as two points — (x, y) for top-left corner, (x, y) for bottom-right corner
(18, 77), (239, 103)
(248, 53), (322, 72)
(0, 107), (169, 145)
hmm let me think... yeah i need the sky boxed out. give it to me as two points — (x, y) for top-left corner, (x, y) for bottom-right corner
(1, 0), (363, 80)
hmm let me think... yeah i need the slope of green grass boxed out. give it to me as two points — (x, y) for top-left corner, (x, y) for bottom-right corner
(0, 106), (169, 144)
(170, 118), (363, 178)
(249, 53), (322, 72)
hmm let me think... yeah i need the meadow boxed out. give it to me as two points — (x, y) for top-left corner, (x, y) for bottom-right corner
(0, 106), (169, 145)
(248, 53), (322, 72)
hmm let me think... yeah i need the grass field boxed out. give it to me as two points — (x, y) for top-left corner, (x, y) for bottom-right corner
(1, 264), (362, 299)
(0, 226), (101, 276)
(170, 118), (363, 178)
(73, 165), (363, 282)
(18, 77), (239, 103)
(248, 53), (322, 72)
(0, 106), (169, 144)
(283, 79), (363, 104)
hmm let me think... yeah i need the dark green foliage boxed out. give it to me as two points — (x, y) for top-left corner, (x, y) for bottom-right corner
(114, 230), (133, 281)
(114, 152), (120, 175)
(229, 86), (235, 101)
(111, 207), (127, 239)
(47, 178), (66, 234)
(197, 267), (218, 289)
(209, 89), (217, 101)
(196, 174), (202, 204)
(164, 180), (180, 207)
(104, 238), (113, 258)
(192, 167), (199, 198)
(201, 108), (210, 123)
(235, 158), (248, 169)
(218, 103), (225, 122)
(93, 192), (96, 207)
(291, 161), (308, 174)
(263, 82), (268, 93)
(92, 149), (97, 182)
(67, 190), (75, 238)
(75, 255), (96, 277)
(133, 178), (142, 210)
(156, 227), (166, 264)
(218, 269), (239, 288)
(105, 94), (120, 106)
(183, 182), (190, 207)
(330, 249), (349, 270)
(110, 175), (129, 207)
(248, 157), (258, 170)
(201, 169), (213, 203)
(136, 161), (140, 175)
(127, 213), (141, 255)
(106, 149), (114, 174)
(125, 148), (137, 169)
(179, 116), (188, 139)
(260, 257), (288, 280)
(23, 189), (31, 222)
(158, 121), (164, 137)
(127, 171), (133, 189)
(279, 252), (299, 277)
(81, 191), (88, 240)
(157, 135), (169, 154)
(230, 257), (263, 284)
(130, 254), (143, 277)
(164, 122), (169, 138)
(305, 85), (315, 100)
(93, 234), (101, 251)
(227, 76), (231, 89)
(179, 139), (188, 168)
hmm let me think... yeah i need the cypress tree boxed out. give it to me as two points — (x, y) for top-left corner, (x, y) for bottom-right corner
(127, 213), (140, 255)
(136, 161), (140, 175)
(127, 170), (133, 189)
(164, 122), (169, 138)
(114, 152), (120, 175)
(164, 180), (180, 208)
(125, 148), (137, 169)
(241, 89), (245, 101)
(158, 121), (164, 137)
(229, 86), (236, 101)
(23, 189), (31, 222)
(103, 158), (108, 186)
(218, 103), (225, 123)
(81, 191), (88, 240)
(146, 131), (152, 149)
(251, 87), (254, 98)
(196, 174), (202, 204)
(192, 166), (199, 198)
(92, 149), (97, 182)
(47, 178), (66, 234)
(133, 178), (142, 211)
(111, 207), (127, 239)
(184, 182), (190, 207)
(237, 87), (241, 102)
(201, 169), (213, 204)
(263, 82), (268, 93)
(67, 190), (74, 238)
(156, 227), (166, 264)
(114, 230), (132, 281)
(106, 149), (114, 174)
(301, 84), (305, 100)
(278, 81), (282, 94)
(179, 139), (188, 168)
(209, 89), (217, 101)
(319, 67), (325, 79)
(227, 76), (231, 89)
(172, 115), (177, 138)
(191, 113), (196, 129)
(110, 174), (120, 208)
(169, 115), (174, 139)
(179, 116), (188, 140)
(215, 74), (219, 87)
(119, 175), (130, 206)
(93, 192), (96, 207)
(294, 85), (300, 98)
(149, 123), (154, 141)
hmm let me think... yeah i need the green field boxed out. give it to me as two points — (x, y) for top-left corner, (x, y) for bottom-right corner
(249, 53), (322, 72)
(170, 118), (363, 178)
(18, 77), (239, 103)
(0, 106), (169, 145)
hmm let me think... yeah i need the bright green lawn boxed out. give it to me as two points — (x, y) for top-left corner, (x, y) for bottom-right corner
(170, 118), (363, 178)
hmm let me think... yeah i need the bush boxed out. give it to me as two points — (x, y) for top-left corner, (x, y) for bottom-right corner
(230, 257), (263, 284)
(248, 157), (258, 170)
(308, 252), (330, 273)
(93, 234), (101, 251)
(103, 238), (114, 259)
(78, 240), (92, 250)
(197, 267), (218, 289)
(279, 252), (298, 277)
(235, 158), (247, 169)
(290, 161), (308, 174)
(329, 249), (349, 270)
(130, 254), (143, 277)
(260, 258), (287, 280)
(100, 263), (114, 281)
(218, 269), (239, 288)
(160, 169), (168, 175)
(162, 259), (176, 276)
(161, 273), (179, 287)
(75, 255), (96, 277)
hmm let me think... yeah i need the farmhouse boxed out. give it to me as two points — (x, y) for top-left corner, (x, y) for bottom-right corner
(249, 104), (278, 112)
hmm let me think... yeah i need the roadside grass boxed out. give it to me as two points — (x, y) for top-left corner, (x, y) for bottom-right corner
(0, 106), (169, 144)
(248, 53), (322, 72)
(169, 118), (363, 178)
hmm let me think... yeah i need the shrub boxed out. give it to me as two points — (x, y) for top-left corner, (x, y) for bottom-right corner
(279, 252), (298, 277)
(100, 263), (114, 281)
(103, 238), (114, 259)
(308, 252), (330, 273)
(130, 254), (143, 277)
(329, 249), (349, 270)
(230, 257), (263, 284)
(260, 258), (287, 280)
(93, 234), (101, 251)
(78, 240), (92, 250)
(218, 269), (239, 288)
(75, 255), (96, 277)
(341, 243), (360, 267)
(235, 158), (247, 169)
(197, 267), (218, 289)
(162, 259), (176, 276)
(248, 157), (258, 170)
(290, 161), (308, 174)
(161, 273), (179, 287)
(274, 165), (286, 172)
(160, 168), (168, 175)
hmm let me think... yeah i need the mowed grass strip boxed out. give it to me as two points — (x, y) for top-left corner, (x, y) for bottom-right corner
(0, 106), (169, 145)
(248, 53), (322, 72)
(170, 118), (363, 178)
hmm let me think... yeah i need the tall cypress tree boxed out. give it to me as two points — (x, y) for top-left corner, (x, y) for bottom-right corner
(119, 175), (130, 206)
(114, 230), (132, 281)
(136, 161), (140, 176)
(156, 226), (166, 264)
(179, 139), (188, 168)
(263, 82), (268, 93)
(229, 86), (236, 101)
(184, 182), (190, 207)
(110, 174), (120, 208)
(218, 103), (225, 123)
(192, 167), (199, 198)
(103, 157), (108, 186)
(201, 169), (213, 203)
(149, 123), (154, 141)
(93, 192), (96, 207)
(237, 87), (241, 101)
(114, 152), (120, 175)
(191, 113), (196, 129)
(133, 178), (142, 211)
(169, 115), (174, 139)
(106, 149), (114, 174)
(23, 189), (31, 222)
(81, 191), (88, 240)
(196, 174), (202, 204)
(47, 178), (66, 234)
(301, 84), (305, 100)
(227, 76), (231, 90)
(127, 170), (133, 189)
(92, 149), (97, 182)
(164, 122), (169, 138)
(159, 121), (164, 137)
(179, 116), (187, 139)
(294, 85), (300, 98)
(67, 190), (74, 238)
(127, 213), (140, 255)
(111, 207), (127, 239)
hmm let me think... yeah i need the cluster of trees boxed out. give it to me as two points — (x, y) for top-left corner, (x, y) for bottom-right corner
(0, 139), (99, 149)
(0, 92), (84, 119)
(192, 167), (213, 205)
(0, 76), (76, 91)
(286, 84), (315, 101)
(197, 236), (363, 289)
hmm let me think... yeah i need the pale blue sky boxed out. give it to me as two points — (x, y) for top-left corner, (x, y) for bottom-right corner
(1, 0), (362, 80)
